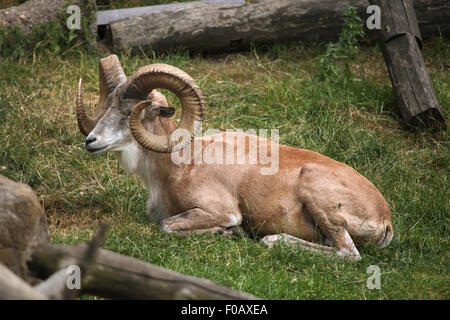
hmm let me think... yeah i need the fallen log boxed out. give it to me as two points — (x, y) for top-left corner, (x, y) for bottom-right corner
(29, 243), (258, 300)
(107, 0), (450, 53)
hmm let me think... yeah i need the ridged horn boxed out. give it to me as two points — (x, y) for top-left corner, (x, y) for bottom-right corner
(126, 64), (204, 153)
(76, 54), (126, 136)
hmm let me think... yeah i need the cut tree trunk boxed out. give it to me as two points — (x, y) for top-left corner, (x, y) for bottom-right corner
(107, 0), (450, 53)
(369, 0), (446, 130)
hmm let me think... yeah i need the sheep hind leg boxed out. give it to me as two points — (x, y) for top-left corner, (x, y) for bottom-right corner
(302, 203), (362, 261)
(260, 232), (361, 261)
(260, 233), (336, 256)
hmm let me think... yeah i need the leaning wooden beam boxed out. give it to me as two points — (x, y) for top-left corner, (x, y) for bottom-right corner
(29, 244), (259, 300)
(107, 0), (450, 53)
(369, 0), (446, 130)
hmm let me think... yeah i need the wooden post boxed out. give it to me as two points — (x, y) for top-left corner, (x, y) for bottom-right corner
(369, 0), (446, 130)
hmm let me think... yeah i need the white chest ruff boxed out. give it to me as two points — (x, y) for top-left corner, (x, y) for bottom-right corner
(116, 142), (141, 174)
(116, 142), (168, 223)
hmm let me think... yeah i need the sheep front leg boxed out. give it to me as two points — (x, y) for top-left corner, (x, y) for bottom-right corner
(160, 207), (242, 236)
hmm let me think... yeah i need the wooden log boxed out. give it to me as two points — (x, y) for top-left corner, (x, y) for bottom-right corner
(29, 244), (259, 300)
(369, 0), (446, 130)
(108, 0), (364, 52)
(107, 0), (450, 53)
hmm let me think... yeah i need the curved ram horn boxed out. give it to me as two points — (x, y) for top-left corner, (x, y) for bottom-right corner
(76, 55), (127, 136)
(126, 64), (204, 153)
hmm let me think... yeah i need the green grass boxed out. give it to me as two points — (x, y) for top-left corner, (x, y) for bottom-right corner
(0, 29), (449, 298)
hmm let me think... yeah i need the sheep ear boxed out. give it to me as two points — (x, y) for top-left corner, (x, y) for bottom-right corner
(159, 107), (175, 118)
(150, 105), (175, 118)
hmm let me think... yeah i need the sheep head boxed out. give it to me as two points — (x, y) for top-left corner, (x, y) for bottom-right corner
(76, 55), (204, 154)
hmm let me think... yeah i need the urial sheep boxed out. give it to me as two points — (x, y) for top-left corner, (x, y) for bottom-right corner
(76, 55), (393, 260)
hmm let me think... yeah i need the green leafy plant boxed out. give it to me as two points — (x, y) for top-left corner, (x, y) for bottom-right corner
(0, 26), (31, 58)
(0, 22), (76, 58)
(315, 6), (365, 82)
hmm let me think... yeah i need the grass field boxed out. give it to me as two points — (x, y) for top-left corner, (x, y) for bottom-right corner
(0, 14), (449, 298)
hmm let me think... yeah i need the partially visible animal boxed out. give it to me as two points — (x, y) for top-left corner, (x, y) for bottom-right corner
(76, 55), (393, 260)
